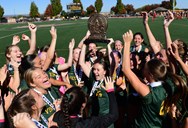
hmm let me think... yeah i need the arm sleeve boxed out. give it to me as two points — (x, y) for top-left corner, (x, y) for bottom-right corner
(82, 91), (119, 128)
(101, 91), (119, 127)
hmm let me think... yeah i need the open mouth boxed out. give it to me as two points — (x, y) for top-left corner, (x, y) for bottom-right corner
(95, 75), (100, 80)
(43, 79), (50, 85)
(16, 55), (22, 61)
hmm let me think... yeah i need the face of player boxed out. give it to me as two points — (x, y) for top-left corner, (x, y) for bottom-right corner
(113, 52), (121, 65)
(33, 56), (42, 69)
(88, 43), (97, 57)
(134, 35), (144, 47)
(7, 46), (23, 63)
(31, 68), (51, 91)
(39, 52), (47, 67)
(93, 63), (106, 81)
(73, 48), (81, 62)
(115, 41), (123, 53)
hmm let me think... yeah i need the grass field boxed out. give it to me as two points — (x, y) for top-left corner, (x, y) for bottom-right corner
(0, 17), (188, 66)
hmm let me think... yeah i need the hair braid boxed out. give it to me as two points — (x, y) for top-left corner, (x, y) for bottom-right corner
(62, 95), (71, 128)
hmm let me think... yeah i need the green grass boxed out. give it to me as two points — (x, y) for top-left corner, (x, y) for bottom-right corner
(0, 17), (188, 66)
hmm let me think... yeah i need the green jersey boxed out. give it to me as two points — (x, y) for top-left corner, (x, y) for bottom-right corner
(40, 87), (59, 127)
(46, 64), (61, 98)
(134, 84), (167, 128)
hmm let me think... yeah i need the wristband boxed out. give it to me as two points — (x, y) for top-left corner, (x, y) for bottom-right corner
(106, 89), (114, 93)
(0, 119), (5, 123)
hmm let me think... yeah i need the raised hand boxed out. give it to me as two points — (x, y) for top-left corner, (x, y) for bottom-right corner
(53, 99), (61, 111)
(69, 38), (75, 49)
(142, 11), (149, 24)
(10, 58), (20, 69)
(28, 22), (37, 32)
(22, 34), (30, 41)
(169, 43), (180, 60)
(102, 77), (114, 91)
(50, 26), (57, 39)
(164, 10), (174, 28)
(4, 91), (15, 111)
(108, 38), (114, 45)
(122, 30), (133, 45)
(13, 113), (37, 128)
(12, 35), (20, 45)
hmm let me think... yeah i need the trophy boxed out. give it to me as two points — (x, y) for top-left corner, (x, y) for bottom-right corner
(84, 13), (110, 44)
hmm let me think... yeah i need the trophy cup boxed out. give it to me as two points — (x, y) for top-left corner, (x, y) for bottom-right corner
(84, 13), (110, 44)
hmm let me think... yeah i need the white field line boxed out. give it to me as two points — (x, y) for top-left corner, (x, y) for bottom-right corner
(0, 21), (86, 40)
(0, 48), (69, 54)
(0, 29), (29, 40)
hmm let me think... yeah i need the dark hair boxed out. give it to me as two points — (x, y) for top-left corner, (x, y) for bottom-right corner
(20, 54), (37, 75)
(61, 87), (86, 128)
(112, 50), (121, 59)
(133, 32), (147, 46)
(40, 45), (50, 53)
(7, 89), (36, 128)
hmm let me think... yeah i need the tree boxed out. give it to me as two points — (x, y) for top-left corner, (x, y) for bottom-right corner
(124, 4), (134, 14)
(51, 0), (62, 16)
(86, 5), (96, 15)
(116, 0), (126, 14)
(73, 0), (81, 3)
(44, 4), (53, 17)
(111, 6), (117, 14)
(0, 5), (4, 19)
(95, 0), (103, 13)
(170, 0), (177, 10)
(29, 1), (40, 18)
(160, 1), (172, 9)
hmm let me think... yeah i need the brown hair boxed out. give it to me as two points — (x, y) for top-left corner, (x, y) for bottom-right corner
(174, 39), (187, 57)
(24, 67), (40, 86)
(7, 89), (36, 128)
(5, 45), (19, 62)
(146, 59), (167, 81)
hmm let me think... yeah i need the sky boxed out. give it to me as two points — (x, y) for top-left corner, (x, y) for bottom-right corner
(0, 0), (187, 15)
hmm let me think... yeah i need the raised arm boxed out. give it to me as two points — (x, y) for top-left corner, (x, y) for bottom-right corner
(169, 43), (188, 76)
(49, 78), (72, 89)
(58, 39), (74, 71)
(26, 23), (37, 55)
(143, 12), (160, 54)
(79, 44), (91, 77)
(9, 59), (20, 93)
(122, 30), (149, 97)
(12, 35), (20, 45)
(77, 30), (90, 48)
(164, 10), (174, 54)
(43, 26), (57, 71)
(107, 38), (114, 65)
